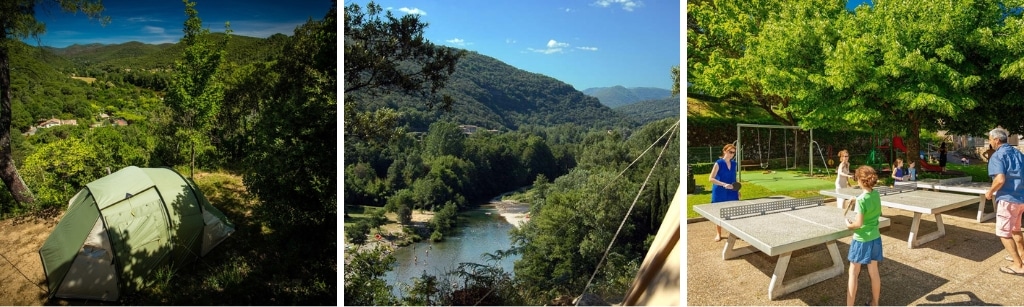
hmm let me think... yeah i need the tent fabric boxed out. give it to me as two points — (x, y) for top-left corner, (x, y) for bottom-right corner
(621, 185), (682, 306)
(55, 218), (118, 300)
(38, 166), (234, 302)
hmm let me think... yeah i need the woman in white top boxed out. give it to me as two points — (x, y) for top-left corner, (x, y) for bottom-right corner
(835, 150), (854, 208)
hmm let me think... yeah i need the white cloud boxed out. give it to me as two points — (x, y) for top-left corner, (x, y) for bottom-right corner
(576, 46), (598, 51)
(528, 47), (563, 54)
(565, 8), (572, 12)
(593, 0), (643, 11)
(446, 38), (468, 46)
(397, 7), (427, 15)
(143, 26), (165, 35)
(127, 16), (162, 23)
(506, 38), (517, 44)
(547, 39), (570, 48)
(529, 39), (572, 54)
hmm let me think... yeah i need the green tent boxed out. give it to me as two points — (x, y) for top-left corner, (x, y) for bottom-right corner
(38, 166), (235, 301)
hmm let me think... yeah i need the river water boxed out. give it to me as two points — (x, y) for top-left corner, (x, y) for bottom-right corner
(384, 203), (521, 298)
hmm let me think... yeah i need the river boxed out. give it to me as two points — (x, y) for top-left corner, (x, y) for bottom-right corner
(384, 202), (523, 298)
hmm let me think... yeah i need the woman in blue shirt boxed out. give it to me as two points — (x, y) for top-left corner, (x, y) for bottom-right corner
(709, 143), (739, 241)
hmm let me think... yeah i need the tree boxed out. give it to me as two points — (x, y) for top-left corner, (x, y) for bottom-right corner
(343, 1), (464, 143)
(344, 245), (398, 305)
(687, 0), (844, 167)
(941, 3), (1024, 135)
(21, 137), (102, 206)
(166, 0), (230, 179)
(345, 221), (370, 245)
(670, 65), (680, 97)
(814, 0), (998, 160)
(423, 121), (465, 158)
(0, 0), (108, 208)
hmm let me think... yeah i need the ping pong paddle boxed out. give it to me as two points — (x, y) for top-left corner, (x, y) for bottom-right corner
(729, 182), (742, 191)
(842, 198), (854, 218)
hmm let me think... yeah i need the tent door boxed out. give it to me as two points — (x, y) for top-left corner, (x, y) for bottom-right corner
(54, 217), (120, 301)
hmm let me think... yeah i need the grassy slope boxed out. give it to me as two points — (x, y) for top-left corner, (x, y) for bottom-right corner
(124, 171), (332, 305)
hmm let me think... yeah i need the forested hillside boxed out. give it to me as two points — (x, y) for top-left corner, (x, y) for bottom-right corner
(44, 33), (287, 71)
(342, 2), (679, 305)
(357, 51), (634, 132)
(614, 97), (680, 124)
(1, 2), (336, 304)
(582, 85), (672, 108)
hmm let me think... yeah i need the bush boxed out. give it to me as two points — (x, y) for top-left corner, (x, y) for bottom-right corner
(689, 162), (714, 174)
(346, 222), (370, 244)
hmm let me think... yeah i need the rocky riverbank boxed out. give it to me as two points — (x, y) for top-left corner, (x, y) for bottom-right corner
(492, 200), (531, 229)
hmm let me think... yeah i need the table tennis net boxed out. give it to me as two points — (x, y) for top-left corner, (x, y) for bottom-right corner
(938, 177), (972, 185)
(879, 183), (917, 195)
(721, 196), (825, 220)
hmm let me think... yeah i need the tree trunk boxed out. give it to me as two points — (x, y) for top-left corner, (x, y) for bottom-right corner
(190, 140), (195, 180)
(907, 119), (921, 171)
(790, 130), (802, 170)
(0, 42), (36, 206)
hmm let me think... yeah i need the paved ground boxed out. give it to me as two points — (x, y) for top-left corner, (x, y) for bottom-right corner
(687, 200), (1024, 306)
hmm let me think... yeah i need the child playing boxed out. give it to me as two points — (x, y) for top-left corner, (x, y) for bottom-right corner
(891, 158), (909, 181)
(846, 165), (883, 306)
(908, 161), (917, 181)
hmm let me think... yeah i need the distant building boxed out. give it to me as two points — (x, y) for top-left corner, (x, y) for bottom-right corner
(458, 125), (479, 134)
(113, 119), (128, 126)
(23, 126), (37, 136)
(39, 118), (61, 128)
(37, 118), (79, 129)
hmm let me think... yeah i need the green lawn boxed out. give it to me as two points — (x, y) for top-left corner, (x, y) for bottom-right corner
(686, 170), (826, 218)
(686, 163), (990, 219)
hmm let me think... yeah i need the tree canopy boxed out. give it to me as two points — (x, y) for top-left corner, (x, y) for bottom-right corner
(0, 0), (109, 206)
(689, 0), (1024, 162)
(344, 1), (464, 143)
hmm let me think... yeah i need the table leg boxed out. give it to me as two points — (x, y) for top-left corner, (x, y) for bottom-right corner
(722, 233), (758, 260)
(977, 196), (996, 222)
(768, 241), (844, 300)
(908, 212), (946, 248)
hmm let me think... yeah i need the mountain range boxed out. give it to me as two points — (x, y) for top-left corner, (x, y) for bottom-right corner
(17, 37), (675, 131)
(582, 86), (673, 108)
(353, 50), (678, 131)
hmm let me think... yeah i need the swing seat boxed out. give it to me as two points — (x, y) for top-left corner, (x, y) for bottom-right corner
(741, 160), (759, 171)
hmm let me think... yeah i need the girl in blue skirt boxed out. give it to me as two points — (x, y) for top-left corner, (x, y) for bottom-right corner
(846, 165), (883, 306)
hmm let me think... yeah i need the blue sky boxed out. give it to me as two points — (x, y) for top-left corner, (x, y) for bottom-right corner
(26, 0), (333, 48)
(846, 0), (872, 10)
(345, 0), (681, 91)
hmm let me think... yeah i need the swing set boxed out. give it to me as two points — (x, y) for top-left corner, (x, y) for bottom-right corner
(735, 124), (818, 182)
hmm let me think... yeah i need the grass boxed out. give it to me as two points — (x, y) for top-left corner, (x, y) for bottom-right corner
(686, 163), (991, 219)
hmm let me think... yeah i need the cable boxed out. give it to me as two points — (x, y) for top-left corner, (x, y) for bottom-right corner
(578, 121), (677, 303)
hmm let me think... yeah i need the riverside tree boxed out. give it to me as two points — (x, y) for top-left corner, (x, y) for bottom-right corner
(0, 0), (108, 208)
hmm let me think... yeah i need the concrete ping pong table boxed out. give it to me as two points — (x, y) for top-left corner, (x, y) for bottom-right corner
(912, 177), (995, 222)
(819, 183), (981, 249)
(694, 196), (891, 300)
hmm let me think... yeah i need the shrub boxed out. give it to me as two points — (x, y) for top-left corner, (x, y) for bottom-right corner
(346, 222), (370, 244)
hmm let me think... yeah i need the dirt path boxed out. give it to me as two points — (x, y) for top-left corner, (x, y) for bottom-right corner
(0, 215), (61, 305)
